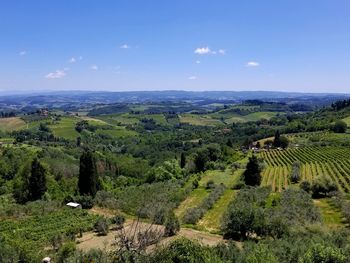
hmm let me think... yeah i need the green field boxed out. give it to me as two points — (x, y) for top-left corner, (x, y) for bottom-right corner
(49, 117), (80, 140)
(98, 113), (140, 125)
(0, 117), (26, 132)
(199, 169), (241, 188)
(179, 114), (223, 126)
(225, 112), (279, 123)
(96, 127), (138, 137)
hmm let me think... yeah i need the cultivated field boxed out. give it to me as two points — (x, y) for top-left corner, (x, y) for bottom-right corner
(259, 146), (350, 192)
(0, 117), (26, 132)
(179, 114), (223, 126)
(175, 168), (243, 233)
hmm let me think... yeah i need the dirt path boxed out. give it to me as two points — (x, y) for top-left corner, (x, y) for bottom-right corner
(77, 207), (226, 252)
(77, 223), (225, 252)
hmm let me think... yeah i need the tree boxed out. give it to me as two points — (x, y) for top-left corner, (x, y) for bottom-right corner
(28, 158), (47, 201)
(243, 155), (262, 186)
(180, 152), (186, 168)
(273, 130), (281, 147)
(76, 136), (81, 147)
(194, 150), (209, 172)
(332, 120), (347, 133)
(78, 150), (98, 197)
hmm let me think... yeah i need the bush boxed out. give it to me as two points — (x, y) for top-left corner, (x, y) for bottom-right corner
(57, 242), (76, 263)
(311, 175), (338, 198)
(94, 217), (109, 236)
(111, 214), (125, 230)
(290, 161), (301, 183)
(75, 195), (94, 209)
(332, 121), (347, 133)
(300, 181), (311, 193)
(206, 180), (215, 189)
(164, 212), (180, 237)
(192, 179), (199, 189)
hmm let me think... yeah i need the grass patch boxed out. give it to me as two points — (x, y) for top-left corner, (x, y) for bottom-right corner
(197, 189), (236, 233)
(199, 169), (241, 188)
(174, 188), (209, 219)
(314, 198), (345, 228)
(343, 116), (350, 126)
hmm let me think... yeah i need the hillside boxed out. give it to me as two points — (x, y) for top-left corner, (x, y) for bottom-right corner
(1, 96), (350, 262)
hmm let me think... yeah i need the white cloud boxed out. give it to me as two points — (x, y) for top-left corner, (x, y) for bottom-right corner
(188, 76), (197, 80)
(19, 51), (27, 56)
(120, 44), (130, 49)
(196, 60), (201, 64)
(194, 47), (212, 55)
(45, 69), (67, 79)
(90, 65), (98, 70)
(69, 57), (76, 63)
(246, 61), (260, 67)
(194, 47), (226, 55)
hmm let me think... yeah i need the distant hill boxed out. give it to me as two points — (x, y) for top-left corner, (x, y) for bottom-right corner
(0, 90), (348, 112)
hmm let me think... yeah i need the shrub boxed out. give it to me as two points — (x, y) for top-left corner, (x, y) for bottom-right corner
(164, 212), (180, 237)
(290, 161), (301, 183)
(332, 120), (347, 133)
(75, 195), (94, 209)
(192, 178), (199, 189)
(311, 175), (338, 198)
(111, 214), (125, 230)
(57, 242), (76, 263)
(94, 217), (109, 236)
(206, 180), (215, 189)
(300, 181), (311, 193)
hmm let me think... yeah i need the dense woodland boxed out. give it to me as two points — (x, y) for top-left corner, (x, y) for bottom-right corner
(0, 96), (350, 262)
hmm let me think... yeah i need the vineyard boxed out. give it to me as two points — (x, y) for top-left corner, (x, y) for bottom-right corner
(259, 146), (350, 192)
(0, 208), (98, 258)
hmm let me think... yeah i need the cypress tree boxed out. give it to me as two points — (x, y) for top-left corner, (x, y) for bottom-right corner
(78, 150), (98, 197)
(180, 152), (186, 168)
(273, 130), (281, 147)
(28, 158), (47, 201)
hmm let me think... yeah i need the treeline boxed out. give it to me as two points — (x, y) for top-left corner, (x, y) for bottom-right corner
(331, 98), (350, 111)
(0, 111), (16, 118)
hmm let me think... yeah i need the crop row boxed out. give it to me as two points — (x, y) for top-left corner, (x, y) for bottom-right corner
(260, 146), (350, 167)
(261, 159), (350, 193)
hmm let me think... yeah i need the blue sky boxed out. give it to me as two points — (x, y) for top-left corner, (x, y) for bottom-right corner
(1, 0), (350, 93)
